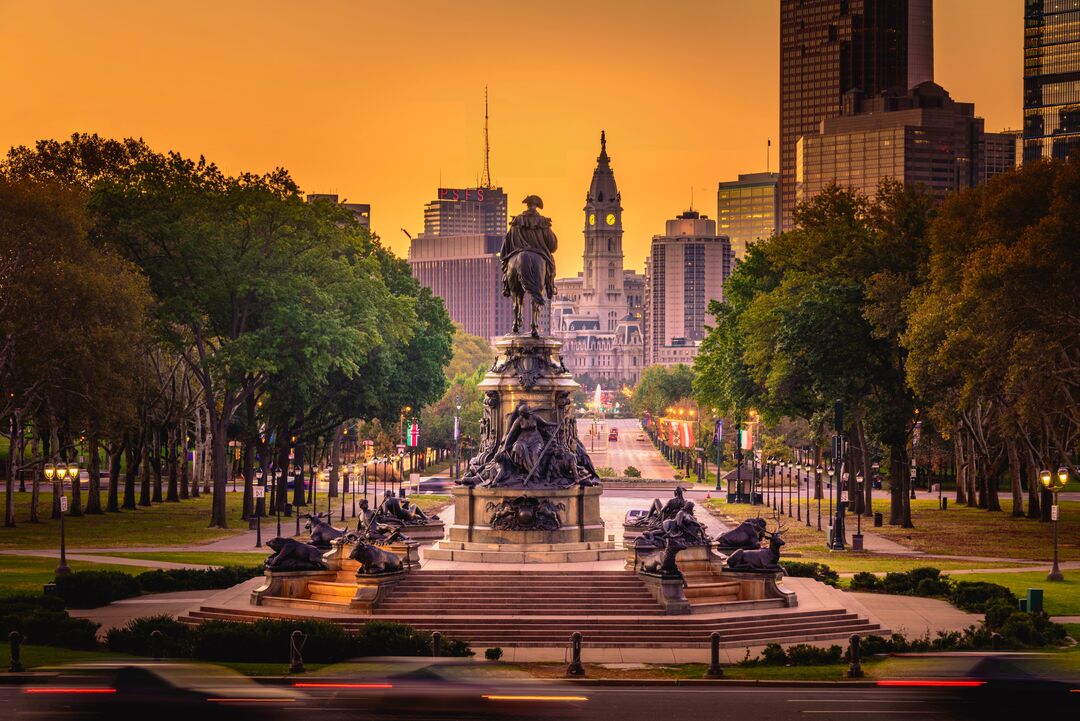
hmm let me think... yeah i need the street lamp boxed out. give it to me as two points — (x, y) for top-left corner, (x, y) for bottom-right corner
(816, 465), (824, 532)
(340, 463), (347, 522)
(48, 463), (75, 576)
(1041, 468), (1067, 578)
(397, 450), (406, 497)
(350, 462), (359, 517)
(453, 397), (462, 481)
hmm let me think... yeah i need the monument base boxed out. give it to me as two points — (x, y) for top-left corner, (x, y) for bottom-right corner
(447, 484), (604, 545)
(425, 539), (623, 563)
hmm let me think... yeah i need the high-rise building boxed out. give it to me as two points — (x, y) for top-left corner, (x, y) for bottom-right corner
(796, 82), (985, 205)
(1023, 0), (1080, 162)
(306, 193), (371, 231)
(984, 130), (1021, 181)
(551, 133), (644, 386)
(780, 0), (935, 230)
(644, 211), (732, 368)
(408, 186), (514, 341)
(717, 172), (779, 260)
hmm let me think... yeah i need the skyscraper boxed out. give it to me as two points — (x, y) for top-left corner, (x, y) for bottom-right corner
(717, 172), (779, 260)
(779, 0), (935, 230)
(1023, 0), (1080, 162)
(551, 132), (644, 386)
(306, 193), (371, 231)
(408, 186), (514, 341)
(796, 82), (986, 205)
(644, 211), (732, 367)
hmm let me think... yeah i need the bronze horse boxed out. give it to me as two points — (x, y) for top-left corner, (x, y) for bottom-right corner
(501, 195), (557, 337)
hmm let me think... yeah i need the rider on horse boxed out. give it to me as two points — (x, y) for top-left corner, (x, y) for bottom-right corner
(500, 196), (557, 334)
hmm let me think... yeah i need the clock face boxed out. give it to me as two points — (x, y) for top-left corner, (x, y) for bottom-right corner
(589, 213), (596, 226)
(605, 213), (616, 226)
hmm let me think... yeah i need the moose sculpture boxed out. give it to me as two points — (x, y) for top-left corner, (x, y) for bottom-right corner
(302, 513), (346, 548)
(717, 516), (767, 551)
(724, 516), (786, 573)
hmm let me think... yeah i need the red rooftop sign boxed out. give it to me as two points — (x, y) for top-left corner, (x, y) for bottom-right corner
(438, 187), (491, 202)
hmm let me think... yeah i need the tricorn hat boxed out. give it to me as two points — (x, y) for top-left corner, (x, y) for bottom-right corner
(522, 194), (544, 209)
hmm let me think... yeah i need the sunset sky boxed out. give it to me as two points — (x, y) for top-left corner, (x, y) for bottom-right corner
(1, 0), (1021, 273)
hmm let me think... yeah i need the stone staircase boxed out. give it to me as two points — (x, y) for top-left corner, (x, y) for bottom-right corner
(179, 570), (885, 648)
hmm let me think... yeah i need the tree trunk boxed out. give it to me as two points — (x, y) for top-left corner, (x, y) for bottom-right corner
(166, 427), (179, 502)
(241, 394), (255, 519)
(857, 419), (872, 516)
(107, 440), (123, 513)
(3, 414), (14, 527)
(276, 440), (291, 516)
(151, 427), (163, 503)
(48, 414), (61, 520)
(292, 442), (306, 509)
(1005, 437), (1024, 517)
(138, 431), (152, 507)
(889, 443), (913, 527)
(123, 433), (139, 510)
(29, 431), (41, 523)
(966, 434), (978, 507)
(207, 420), (229, 528)
(85, 429), (103, 515)
(1024, 447), (1041, 519)
(953, 431), (967, 505)
(329, 425), (342, 502)
(69, 430), (83, 517)
(984, 451), (1003, 512)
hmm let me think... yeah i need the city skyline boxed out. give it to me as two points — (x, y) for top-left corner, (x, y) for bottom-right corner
(0, 0), (1021, 273)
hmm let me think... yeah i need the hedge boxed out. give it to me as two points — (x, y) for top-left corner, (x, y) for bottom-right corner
(783, 561), (840, 587)
(106, 617), (473, 662)
(54, 566), (265, 609)
(1, 593), (100, 649)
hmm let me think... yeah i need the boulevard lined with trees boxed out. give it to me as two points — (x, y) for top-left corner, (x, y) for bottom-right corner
(0, 133), (453, 529)
(692, 160), (1080, 528)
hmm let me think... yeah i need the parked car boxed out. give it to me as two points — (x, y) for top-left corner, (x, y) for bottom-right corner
(624, 508), (648, 525)
(608, 428), (619, 441)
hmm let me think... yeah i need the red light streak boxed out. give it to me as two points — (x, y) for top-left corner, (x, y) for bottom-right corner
(876, 680), (986, 688)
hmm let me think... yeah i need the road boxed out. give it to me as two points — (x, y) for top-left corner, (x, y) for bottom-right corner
(5, 674), (1074, 720)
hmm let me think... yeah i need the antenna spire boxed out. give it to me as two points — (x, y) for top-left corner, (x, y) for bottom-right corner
(481, 86), (493, 189)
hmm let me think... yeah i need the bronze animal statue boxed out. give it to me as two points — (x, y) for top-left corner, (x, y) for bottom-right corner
(725, 518), (787, 573)
(717, 516), (768, 550)
(264, 537), (328, 572)
(349, 541), (404, 575)
(302, 513), (346, 548)
(500, 195), (557, 337)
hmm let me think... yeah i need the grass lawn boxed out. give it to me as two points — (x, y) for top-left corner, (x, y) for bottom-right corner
(937, 571), (1080, 616)
(705, 496), (1080, 564)
(796, 553), (1022, 575)
(18, 644), (127, 668)
(0, 490), (252, 550)
(96, 551), (268, 567)
(408, 494), (451, 515)
(871, 498), (1080, 562)
(0, 555), (158, 597)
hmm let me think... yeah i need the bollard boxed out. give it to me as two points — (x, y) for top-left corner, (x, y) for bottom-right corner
(705, 631), (724, 678)
(150, 629), (163, 661)
(990, 632), (1003, 651)
(432, 631), (442, 657)
(289, 629), (307, 674)
(9, 631), (25, 673)
(566, 632), (584, 676)
(846, 634), (864, 678)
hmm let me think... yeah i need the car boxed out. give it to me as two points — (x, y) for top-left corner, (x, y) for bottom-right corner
(624, 509), (649, 525)
(608, 428), (619, 441)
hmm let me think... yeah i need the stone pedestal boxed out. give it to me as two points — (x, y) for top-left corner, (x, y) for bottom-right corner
(448, 485), (604, 545)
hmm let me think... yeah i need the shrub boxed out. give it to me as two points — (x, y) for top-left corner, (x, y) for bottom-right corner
(749, 642), (843, 666)
(0, 594), (100, 649)
(54, 571), (141, 609)
(484, 647), (503, 661)
(949, 581), (1017, 613)
(192, 619), (357, 663)
(106, 615), (193, 657)
(135, 566), (263, 593)
(623, 466), (642, 478)
(355, 621), (431, 657)
(595, 467), (617, 478)
(849, 572), (883, 592)
(783, 561), (840, 587)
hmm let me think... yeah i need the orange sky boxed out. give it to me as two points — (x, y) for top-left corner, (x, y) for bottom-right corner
(0, 0), (1021, 273)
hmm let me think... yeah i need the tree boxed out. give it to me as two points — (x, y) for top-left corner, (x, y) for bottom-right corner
(444, 325), (494, 381)
(631, 364), (694, 418)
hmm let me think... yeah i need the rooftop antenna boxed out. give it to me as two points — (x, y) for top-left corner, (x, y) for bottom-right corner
(480, 86), (493, 189)
(690, 186), (694, 212)
(767, 138), (771, 173)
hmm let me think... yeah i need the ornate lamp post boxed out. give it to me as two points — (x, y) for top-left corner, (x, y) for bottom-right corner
(453, 397), (462, 481)
(340, 463), (347, 521)
(816, 465), (824, 531)
(48, 463), (78, 576)
(350, 462), (359, 517)
(1041, 468), (1068, 582)
(397, 450), (405, 498)
(274, 469), (282, 537)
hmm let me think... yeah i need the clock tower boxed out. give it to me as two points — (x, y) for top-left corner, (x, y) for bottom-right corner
(582, 130), (625, 332)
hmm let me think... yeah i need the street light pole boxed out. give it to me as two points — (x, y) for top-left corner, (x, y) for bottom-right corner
(1041, 468), (1068, 582)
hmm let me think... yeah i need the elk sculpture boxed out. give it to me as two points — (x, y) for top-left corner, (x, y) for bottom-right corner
(724, 513), (786, 573)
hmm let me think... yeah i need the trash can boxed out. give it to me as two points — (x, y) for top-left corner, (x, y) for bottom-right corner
(940, 498), (948, 511)
(1027, 588), (1044, 614)
(873, 512), (883, 527)
(248, 516), (260, 531)
(852, 533), (864, 551)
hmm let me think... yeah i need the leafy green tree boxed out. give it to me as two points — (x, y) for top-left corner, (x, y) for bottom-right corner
(444, 326), (494, 381)
(631, 364), (694, 418)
